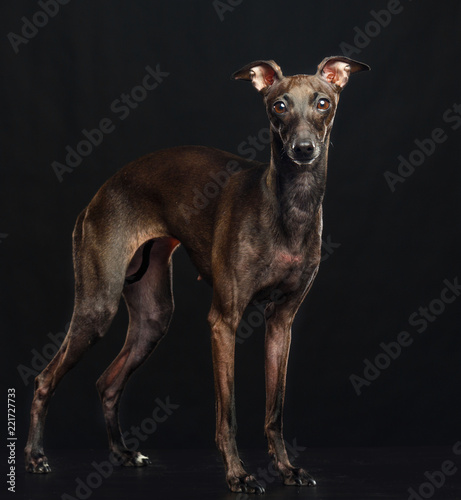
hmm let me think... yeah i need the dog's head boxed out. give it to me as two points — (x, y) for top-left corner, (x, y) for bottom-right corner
(233, 56), (370, 167)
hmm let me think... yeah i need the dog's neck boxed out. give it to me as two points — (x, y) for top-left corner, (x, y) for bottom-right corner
(266, 132), (328, 245)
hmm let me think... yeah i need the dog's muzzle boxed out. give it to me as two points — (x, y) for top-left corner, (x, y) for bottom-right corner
(289, 139), (319, 165)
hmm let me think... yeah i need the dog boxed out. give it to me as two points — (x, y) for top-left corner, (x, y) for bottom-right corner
(25, 56), (370, 493)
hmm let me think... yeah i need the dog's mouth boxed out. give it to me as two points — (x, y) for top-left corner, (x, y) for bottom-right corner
(288, 152), (320, 167)
(280, 143), (321, 167)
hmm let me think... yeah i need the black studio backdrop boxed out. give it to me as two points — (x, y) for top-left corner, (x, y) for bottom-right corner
(1, 0), (460, 454)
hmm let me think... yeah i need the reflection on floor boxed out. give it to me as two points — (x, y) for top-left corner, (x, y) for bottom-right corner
(19, 447), (461, 500)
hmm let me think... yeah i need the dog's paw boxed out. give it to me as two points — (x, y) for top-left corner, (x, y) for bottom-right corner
(118, 450), (151, 467)
(25, 454), (52, 474)
(282, 467), (316, 487)
(228, 474), (265, 494)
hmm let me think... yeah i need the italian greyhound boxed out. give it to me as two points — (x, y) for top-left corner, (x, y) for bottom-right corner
(25, 56), (370, 493)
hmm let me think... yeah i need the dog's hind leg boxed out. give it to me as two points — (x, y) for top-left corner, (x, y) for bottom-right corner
(96, 237), (179, 466)
(25, 210), (128, 473)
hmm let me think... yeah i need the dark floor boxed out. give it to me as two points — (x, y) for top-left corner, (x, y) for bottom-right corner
(17, 447), (461, 500)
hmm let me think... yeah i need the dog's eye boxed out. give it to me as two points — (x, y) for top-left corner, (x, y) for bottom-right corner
(317, 98), (330, 111)
(273, 101), (287, 114)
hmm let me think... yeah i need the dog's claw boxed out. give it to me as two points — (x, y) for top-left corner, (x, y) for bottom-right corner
(294, 476), (316, 486)
(38, 462), (52, 473)
(134, 452), (151, 466)
(134, 456), (151, 467)
(26, 457), (52, 474)
(228, 474), (265, 494)
(115, 450), (151, 467)
(283, 467), (316, 487)
(250, 484), (265, 494)
(127, 453), (151, 467)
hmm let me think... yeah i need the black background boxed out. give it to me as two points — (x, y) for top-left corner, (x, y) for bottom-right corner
(2, 0), (460, 458)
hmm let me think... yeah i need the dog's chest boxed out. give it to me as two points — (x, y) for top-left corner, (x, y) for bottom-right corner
(260, 243), (320, 295)
(264, 250), (307, 290)
(274, 252), (303, 267)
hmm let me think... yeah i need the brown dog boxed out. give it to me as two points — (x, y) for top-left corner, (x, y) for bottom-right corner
(25, 56), (369, 493)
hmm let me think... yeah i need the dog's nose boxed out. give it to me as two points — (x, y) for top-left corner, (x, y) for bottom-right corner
(291, 140), (315, 161)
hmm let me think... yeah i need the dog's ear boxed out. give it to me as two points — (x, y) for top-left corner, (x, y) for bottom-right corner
(317, 56), (370, 90)
(232, 60), (283, 92)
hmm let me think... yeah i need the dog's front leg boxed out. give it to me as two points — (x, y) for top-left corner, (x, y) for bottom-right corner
(208, 303), (265, 494)
(264, 299), (316, 487)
